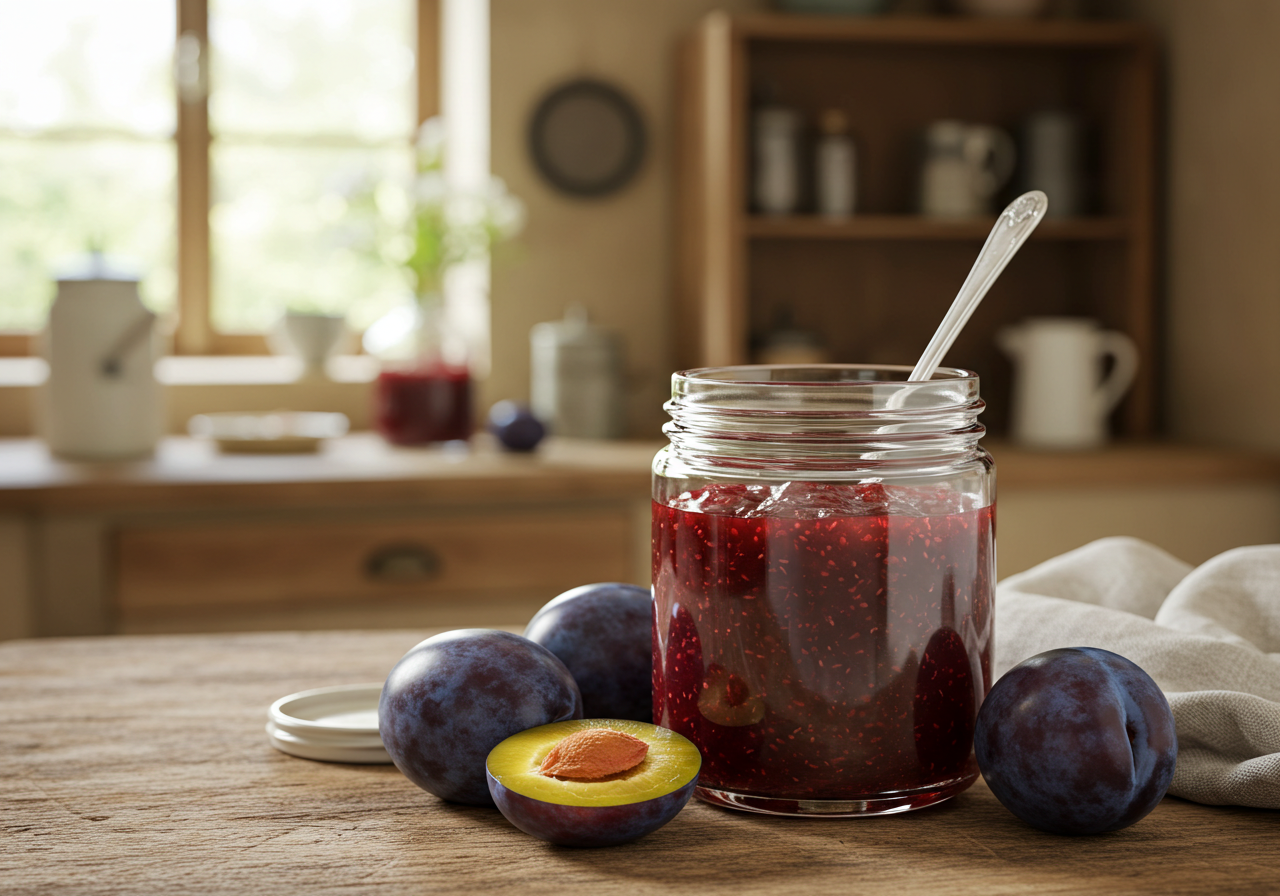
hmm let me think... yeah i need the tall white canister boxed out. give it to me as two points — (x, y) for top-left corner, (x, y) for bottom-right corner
(39, 256), (163, 459)
(530, 307), (625, 440)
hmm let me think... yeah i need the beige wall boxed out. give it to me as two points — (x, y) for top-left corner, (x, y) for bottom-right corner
(998, 483), (1280, 578)
(486, 0), (765, 436)
(1115, 0), (1280, 450)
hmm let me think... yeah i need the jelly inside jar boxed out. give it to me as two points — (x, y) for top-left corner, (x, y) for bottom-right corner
(651, 480), (994, 804)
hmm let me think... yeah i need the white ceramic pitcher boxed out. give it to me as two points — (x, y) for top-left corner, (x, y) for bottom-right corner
(996, 317), (1138, 450)
(39, 256), (163, 459)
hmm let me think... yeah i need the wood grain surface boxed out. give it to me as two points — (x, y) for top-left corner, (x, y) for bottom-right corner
(2, 630), (1278, 896)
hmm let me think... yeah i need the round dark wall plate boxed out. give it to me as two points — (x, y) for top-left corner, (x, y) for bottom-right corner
(528, 79), (647, 198)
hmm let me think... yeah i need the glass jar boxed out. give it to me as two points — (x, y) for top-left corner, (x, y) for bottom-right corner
(651, 365), (995, 817)
(369, 298), (473, 446)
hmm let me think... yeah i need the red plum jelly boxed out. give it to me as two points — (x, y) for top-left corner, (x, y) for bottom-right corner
(653, 483), (993, 815)
(375, 364), (472, 445)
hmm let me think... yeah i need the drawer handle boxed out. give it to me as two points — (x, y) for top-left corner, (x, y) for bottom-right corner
(365, 543), (443, 582)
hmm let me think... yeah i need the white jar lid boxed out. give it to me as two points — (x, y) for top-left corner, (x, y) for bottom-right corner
(266, 683), (392, 764)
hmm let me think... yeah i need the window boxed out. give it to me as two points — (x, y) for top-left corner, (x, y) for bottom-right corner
(0, 0), (439, 356)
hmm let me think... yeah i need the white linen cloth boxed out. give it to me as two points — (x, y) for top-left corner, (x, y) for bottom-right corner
(994, 537), (1280, 809)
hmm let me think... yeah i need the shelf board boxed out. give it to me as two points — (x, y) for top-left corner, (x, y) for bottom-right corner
(745, 215), (1130, 242)
(731, 13), (1153, 48)
(984, 440), (1280, 490)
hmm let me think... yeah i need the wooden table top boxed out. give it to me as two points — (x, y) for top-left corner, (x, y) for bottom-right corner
(2, 630), (1277, 896)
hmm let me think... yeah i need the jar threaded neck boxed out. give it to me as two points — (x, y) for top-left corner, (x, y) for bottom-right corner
(663, 364), (986, 472)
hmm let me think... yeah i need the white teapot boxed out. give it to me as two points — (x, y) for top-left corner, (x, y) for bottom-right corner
(997, 317), (1138, 450)
(39, 255), (163, 459)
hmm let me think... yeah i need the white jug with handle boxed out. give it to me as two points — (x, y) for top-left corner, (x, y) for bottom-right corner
(996, 317), (1138, 450)
(920, 120), (1017, 218)
(39, 255), (163, 459)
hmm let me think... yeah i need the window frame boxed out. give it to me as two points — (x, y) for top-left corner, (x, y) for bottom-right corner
(0, 0), (438, 357)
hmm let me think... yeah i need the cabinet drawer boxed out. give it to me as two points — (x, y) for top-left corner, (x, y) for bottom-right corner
(115, 508), (635, 612)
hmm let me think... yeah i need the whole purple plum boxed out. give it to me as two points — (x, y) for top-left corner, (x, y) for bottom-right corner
(379, 629), (583, 806)
(488, 401), (545, 452)
(975, 647), (1177, 835)
(523, 583), (653, 722)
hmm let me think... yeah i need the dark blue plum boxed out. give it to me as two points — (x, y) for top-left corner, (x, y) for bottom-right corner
(523, 583), (653, 722)
(379, 629), (583, 806)
(487, 776), (696, 848)
(488, 401), (546, 452)
(975, 647), (1177, 835)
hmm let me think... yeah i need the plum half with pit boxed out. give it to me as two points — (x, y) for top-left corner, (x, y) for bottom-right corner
(379, 629), (583, 807)
(523, 583), (653, 722)
(486, 719), (701, 847)
(974, 646), (1177, 835)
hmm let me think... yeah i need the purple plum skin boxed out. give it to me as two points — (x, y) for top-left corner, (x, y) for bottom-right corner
(523, 583), (654, 722)
(488, 401), (546, 452)
(379, 630), (583, 807)
(975, 647), (1177, 835)
(487, 774), (696, 848)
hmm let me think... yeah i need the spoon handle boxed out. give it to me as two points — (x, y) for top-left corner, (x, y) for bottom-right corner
(908, 191), (1048, 382)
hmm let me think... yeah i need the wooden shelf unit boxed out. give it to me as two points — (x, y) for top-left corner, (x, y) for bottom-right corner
(745, 214), (1131, 241)
(676, 13), (1159, 437)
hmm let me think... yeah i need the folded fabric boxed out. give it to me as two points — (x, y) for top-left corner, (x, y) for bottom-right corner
(995, 537), (1280, 809)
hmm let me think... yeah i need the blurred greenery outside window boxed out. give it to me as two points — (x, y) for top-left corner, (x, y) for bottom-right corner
(0, 0), (434, 355)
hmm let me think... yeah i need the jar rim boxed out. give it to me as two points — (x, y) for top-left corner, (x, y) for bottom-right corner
(670, 364), (981, 416)
(663, 364), (985, 471)
(675, 364), (976, 386)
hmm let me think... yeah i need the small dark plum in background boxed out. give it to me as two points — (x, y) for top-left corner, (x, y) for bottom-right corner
(379, 629), (583, 806)
(488, 400), (546, 452)
(524, 583), (653, 722)
(975, 646), (1177, 835)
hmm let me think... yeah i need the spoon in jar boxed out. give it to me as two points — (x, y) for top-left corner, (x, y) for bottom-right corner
(908, 191), (1048, 383)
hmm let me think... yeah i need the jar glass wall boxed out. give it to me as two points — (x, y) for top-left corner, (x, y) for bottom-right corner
(651, 365), (995, 817)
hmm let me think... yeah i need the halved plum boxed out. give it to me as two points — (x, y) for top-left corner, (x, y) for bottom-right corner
(486, 719), (701, 848)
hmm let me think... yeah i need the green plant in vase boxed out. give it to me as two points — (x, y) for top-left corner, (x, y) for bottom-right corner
(357, 118), (524, 445)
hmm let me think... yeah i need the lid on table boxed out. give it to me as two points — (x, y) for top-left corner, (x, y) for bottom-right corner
(266, 683), (392, 764)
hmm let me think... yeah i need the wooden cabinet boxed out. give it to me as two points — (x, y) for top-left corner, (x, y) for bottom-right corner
(676, 13), (1158, 436)
(113, 505), (638, 634)
(0, 436), (657, 637)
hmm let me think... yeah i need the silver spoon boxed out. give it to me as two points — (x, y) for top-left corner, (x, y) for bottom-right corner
(908, 191), (1049, 382)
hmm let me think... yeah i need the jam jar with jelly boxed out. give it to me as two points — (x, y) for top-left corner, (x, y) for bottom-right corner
(651, 365), (995, 817)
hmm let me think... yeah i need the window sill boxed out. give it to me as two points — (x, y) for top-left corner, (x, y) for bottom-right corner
(0, 355), (380, 437)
